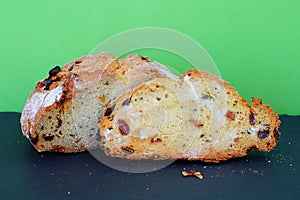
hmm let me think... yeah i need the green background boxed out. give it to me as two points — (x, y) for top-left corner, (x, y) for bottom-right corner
(1, 0), (299, 115)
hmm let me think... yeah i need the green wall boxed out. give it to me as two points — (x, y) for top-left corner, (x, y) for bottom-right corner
(1, 0), (299, 115)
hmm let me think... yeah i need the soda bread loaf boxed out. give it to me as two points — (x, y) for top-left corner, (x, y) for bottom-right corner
(100, 70), (280, 162)
(20, 52), (177, 152)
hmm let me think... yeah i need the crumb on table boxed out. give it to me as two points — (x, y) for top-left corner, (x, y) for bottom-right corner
(181, 170), (203, 179)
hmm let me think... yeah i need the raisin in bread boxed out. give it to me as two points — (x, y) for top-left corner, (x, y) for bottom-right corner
(20, 52), (177, 152)
(100, 70), (280, 162)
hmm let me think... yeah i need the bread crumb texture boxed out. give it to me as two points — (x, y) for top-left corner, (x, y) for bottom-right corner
(100, 69), (280, 162)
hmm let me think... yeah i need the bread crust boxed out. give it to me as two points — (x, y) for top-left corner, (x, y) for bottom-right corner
(20, 53), (176, 152)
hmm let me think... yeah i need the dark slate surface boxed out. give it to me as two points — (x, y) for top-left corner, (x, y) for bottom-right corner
(0, 113), (299, 200)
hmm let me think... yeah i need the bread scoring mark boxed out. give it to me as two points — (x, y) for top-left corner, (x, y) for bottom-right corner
(43, 84), (64, 107)
(22, 92), (46, 127)
(117, 119), (130, 135)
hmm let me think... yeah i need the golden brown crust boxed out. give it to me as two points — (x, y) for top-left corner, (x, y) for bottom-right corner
(21, 53), (115, 142)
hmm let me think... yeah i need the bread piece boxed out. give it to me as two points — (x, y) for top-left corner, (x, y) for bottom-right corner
(100, 70), (280, 162)
(20, 52), (177, 152)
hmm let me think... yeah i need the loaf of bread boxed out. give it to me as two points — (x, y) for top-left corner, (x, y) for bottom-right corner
(20, 52), (177, 152)
(100, 70), (280, 162)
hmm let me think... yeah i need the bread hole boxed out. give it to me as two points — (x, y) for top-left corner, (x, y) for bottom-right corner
(69, 133), (75, 137)
(48, 116), (52, 119)
(187, 73), (191, 77)
(165, 94), (168, 98)
(156, 97), (161, 101)
(108, 127), (113, 130)
(156, 85), (160, 88)
(200, 134), (205, 138)
(42, 134), (54, 141)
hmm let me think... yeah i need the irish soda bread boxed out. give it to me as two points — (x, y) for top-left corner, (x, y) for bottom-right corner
(100, 70), (280, 162)
(20, 52), (176, 152)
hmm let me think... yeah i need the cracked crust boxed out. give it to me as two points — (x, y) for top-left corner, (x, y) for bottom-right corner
(100, 70), (280, 162)
(20, 52), (176, 152)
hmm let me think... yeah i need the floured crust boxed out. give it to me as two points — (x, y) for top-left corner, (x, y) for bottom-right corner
(100, 70), (281, 162)
(20, 53), (176, 152)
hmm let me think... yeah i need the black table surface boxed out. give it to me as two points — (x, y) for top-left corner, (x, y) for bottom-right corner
(0, 113), (299, 200)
